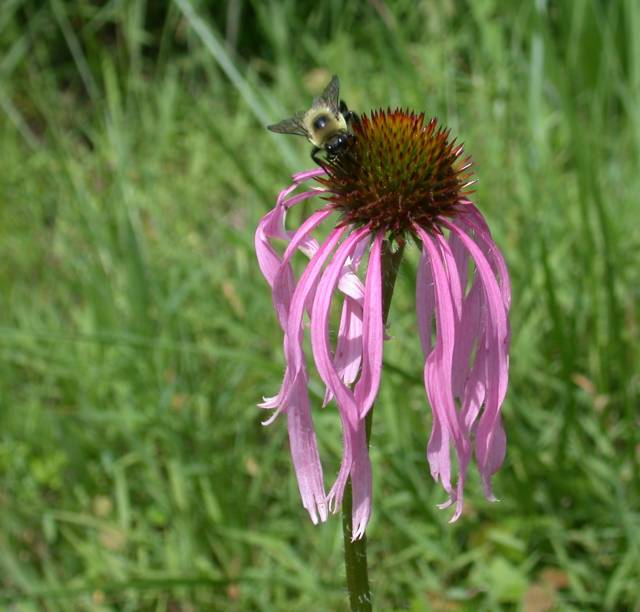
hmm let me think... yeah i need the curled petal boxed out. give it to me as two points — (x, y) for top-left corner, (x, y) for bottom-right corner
(276, 182), (301, 209)
(256, 169), (329, 288)
(337, 269), (365, 304)
(258, 365), (292, 424)
(272, 208), (334, 329)
(282, 189), (325, 212)
(255, 186), (329, 303)
(255, 205), (290, 288)
(292, 167), (326, 183)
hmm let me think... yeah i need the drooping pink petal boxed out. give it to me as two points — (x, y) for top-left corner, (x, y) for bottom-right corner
(272, 207), (334, 329)
(255, 174), (378, 529)
(255, 180), (329, 297)
(260, 177), (366, 334)
(336, 295), (364, 384)
(444, 218), (509, 501)
(255, 205), (292, 288)
(438, 231), (464, 321)
(323, 295), (363, 407)
(254, 174), (333, 525)
(414, 224), (470, 521)
(310, 228), (370, 429)
(256, 173), (367, 377)
(322, 241), (368, 406)
(338, 236), (370, 306)
(449, 229), (469, 296)
(285, 227), (347, 378)
(459, 205), (511, 309)
(426, 410), (452, 498)
(417, 251), (454, 495)
(310, 228), (370, 518)
(452, 272), (483, 404)
(354, 232), (384, 419)
(256, 208), (337, 424)
(449, 221), (509, 404)
(264, 228), (345, 427)
(286, 366), (328, 523)
(327, 407), (352, 514)
(448, 230), (477, 400)
(457, 283), (487, 432)
(256, 179), (368, 413)
(350, 420), (372, 540)
(416, 250), (435, 356)
(479, 416), (506, 501)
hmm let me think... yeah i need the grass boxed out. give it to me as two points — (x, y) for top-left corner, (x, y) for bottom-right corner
(1, 1), (639, 610)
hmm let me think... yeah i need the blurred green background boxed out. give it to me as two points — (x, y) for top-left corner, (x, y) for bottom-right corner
(1, 1), (639, 610)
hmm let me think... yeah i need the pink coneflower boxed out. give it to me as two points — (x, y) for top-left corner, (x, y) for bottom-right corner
(256, 108), (510, 540)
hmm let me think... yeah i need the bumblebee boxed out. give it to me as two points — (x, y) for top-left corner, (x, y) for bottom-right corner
(267, 75), (358, 164)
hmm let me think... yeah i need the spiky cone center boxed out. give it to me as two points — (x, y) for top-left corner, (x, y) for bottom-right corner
(318, 109), (475, 238)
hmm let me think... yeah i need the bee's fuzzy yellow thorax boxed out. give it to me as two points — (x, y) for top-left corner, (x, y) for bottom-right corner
(303, 107), (348, 147)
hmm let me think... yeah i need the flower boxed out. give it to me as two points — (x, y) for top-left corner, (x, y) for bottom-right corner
(255, 109), (511, 539)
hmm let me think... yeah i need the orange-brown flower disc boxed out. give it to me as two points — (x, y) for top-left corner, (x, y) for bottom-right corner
(317, 109), (474, 238)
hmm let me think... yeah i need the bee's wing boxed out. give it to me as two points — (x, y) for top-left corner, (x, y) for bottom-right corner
(267, 112), (309, 138)
(311, 75), (341, 115)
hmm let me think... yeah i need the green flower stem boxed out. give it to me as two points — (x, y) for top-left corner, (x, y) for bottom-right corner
(342, 239), (405, 612)
(341, 479), (372, 612)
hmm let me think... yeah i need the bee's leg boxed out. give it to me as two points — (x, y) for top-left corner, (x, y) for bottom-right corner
(340, 100), (359, 126)
(311, 146), (324, 165)
(345, 111), (359, 126)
